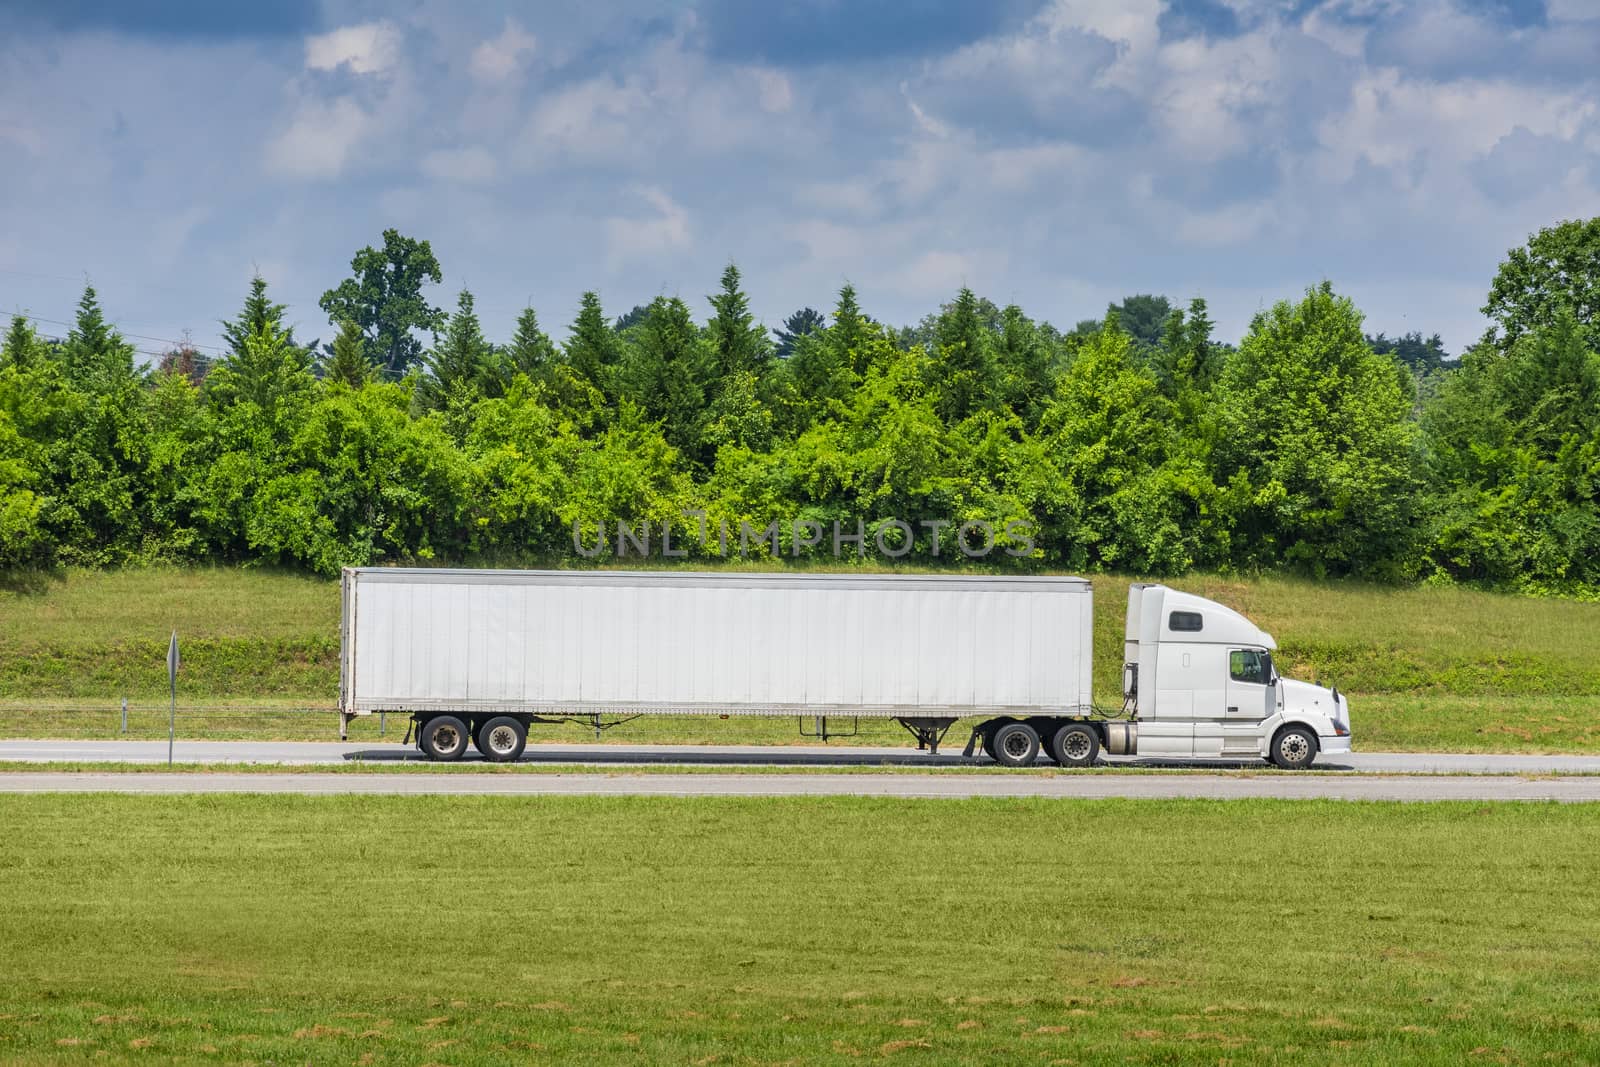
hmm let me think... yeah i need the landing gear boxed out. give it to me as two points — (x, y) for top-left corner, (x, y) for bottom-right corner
(896, 717), (957, 755)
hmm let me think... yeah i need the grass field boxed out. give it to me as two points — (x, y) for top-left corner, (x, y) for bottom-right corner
(1, 794), (1598, 1064)
(1, 565), (1598, 751)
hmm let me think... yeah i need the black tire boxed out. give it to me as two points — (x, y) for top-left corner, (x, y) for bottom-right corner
(420, 715), (470, 762)
(991, 721), (1040, 768)
(1049, 723), (1100, 768)
(980, 730), (997, 761)
(1271, 725), (1318, 770)
(476, 716), (527, 763)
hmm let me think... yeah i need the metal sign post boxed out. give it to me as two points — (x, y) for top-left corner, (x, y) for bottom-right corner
(166, 632), (179, 767)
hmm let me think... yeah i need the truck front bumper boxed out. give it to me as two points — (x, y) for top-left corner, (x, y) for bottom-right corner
(1319, 733), (1352, 757)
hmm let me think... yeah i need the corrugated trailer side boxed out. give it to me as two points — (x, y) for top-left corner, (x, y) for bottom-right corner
(340, 568), (1099, 763)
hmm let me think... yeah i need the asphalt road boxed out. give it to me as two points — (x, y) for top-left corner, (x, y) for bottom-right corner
(1, 770), (1598, 801)
(2, 739), (1600, 775)
(0, 741), (1597, 800)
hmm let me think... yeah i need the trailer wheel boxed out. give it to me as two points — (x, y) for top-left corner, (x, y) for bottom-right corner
(476, 716), (527, 763)
(420, 715), (469, 761)
(980, 730), (998, 761)
(1270, 725), (1318, 770)
(1049, 723), (1099, 768)
(991, 721), (1040, 768)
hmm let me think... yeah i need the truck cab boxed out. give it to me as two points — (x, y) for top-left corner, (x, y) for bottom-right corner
(1122, 584), (1351, 768)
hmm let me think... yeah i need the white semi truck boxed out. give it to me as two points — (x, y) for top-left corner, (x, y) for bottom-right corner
(338, 568), (1351, 768)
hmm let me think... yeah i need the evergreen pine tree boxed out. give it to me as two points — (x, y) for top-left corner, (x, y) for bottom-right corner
(420, 289), (491, 410)
(706, 264), (771, 380)
(929, 287), (1000, 423)
(506, 306), (558, 379)
(996, 304), (1055, 423)
(221, 275), (297, 354)
(322, 318), (372, 388)
(61, 285), (136, 389)
(617, 296), (714, 462)
(772, 307), (825, 358)
(564, 291), (621, 399)
(830, 283), (869, 376)
(1, 314), (44, 370)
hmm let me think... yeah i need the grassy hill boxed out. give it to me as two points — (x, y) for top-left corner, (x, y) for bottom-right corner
(0, 565), (1596, 751)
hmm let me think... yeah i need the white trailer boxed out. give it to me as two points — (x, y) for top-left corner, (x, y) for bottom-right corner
(339, 568), (1351, 768)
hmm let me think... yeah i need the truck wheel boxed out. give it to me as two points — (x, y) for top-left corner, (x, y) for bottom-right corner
(476, 716), (526, 763)
(991, 722), (1040, 768)
(980, 730), (997, 761)
(420, 715), (469, 761)
(1271, 725), (1318, 770)
(1049, 723), (1099, 768)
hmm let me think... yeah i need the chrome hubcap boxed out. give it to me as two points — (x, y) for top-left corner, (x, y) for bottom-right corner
(1063, 732), (1091, 760)
(489, 725), (517, 753)
(1281, 734), (1309, 762)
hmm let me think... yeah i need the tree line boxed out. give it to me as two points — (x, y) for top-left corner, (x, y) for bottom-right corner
(2, 220), (1597, 593)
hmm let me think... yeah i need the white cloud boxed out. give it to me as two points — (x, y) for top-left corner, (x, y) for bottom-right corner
(420, 145), (498, 183)
(305, 22), (402, 76)
(753, 68), (792, 113)
(265, 96), (373, 179)
(469, 19), (537, 83)
(1548, 0), (1600, 20)
(1175, 200), (1278, 246)
(1318, 70), (1594, 182)
(605, 187), (691, 266)
(521, 77), (652, 164)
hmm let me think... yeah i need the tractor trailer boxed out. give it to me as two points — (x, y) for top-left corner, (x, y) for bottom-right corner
(338, 568), (1352, 768)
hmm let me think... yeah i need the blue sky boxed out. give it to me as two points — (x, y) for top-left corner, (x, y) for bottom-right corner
(1, 0), (1596, 360)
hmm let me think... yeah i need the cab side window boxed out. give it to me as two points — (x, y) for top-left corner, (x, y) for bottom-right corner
(1230, 649), (1269, 685)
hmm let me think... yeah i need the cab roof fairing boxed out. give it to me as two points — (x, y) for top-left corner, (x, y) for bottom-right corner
(1135, 584), (1277, 651)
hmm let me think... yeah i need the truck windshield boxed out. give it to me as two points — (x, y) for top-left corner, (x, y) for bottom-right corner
(1229, 649), (1272, 685)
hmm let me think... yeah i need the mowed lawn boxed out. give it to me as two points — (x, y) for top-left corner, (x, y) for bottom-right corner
(1, 795), (1599, 1065)
(1, 565), (1598, 751)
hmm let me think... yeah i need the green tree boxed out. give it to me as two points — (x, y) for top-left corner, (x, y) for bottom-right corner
(616, 296), (714, 463)
(318, 229), (445, 376)
(1, 314), (46, 371)
(419, 290), (493, 425)
(60, 285), (137, 390)
(1107, 294), (1173, 349)
(563, 291), (622, 401)
(208, 278), (314, 416)
(1030, 324), (1200, 573)
(1484, 217), (1600, 347)
(613, 303), (652, 333)
(994, 303), (1056, 425)
(222, 275), (302, 355)
(781, 284), (871, 431)
(1367, 331), (1449, 372)
(1424, 310), (1600, 590)
(928, 287), (1001, 423)
(505, 306), (558, 380)
(772, 307), (825, 358)
(1151, 297), (1221, 399)
(322, 318), (372, 388)
(1215, 282), (1422, 577)
(706, 264), (772, 380)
